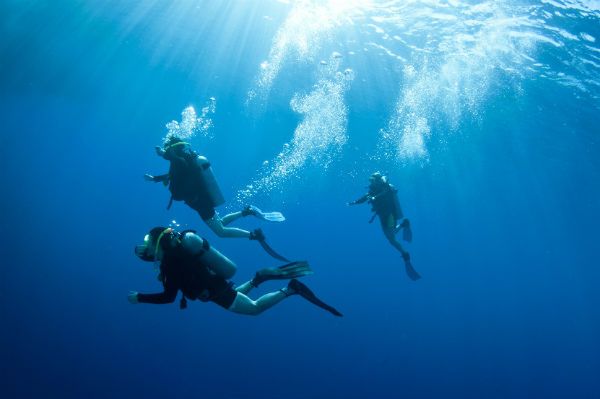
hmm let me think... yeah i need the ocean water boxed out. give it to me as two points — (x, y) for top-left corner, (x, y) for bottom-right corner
(1, 1), (599, 398)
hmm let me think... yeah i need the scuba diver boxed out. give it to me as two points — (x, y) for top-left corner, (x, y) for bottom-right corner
(348, 172), (420, 281)
(129, 227), (342, 317)
(144, 135), (288, 261)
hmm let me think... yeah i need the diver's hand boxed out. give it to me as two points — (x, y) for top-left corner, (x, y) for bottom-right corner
(347, 201), (355, 206)
(144, 174), (154, 182)
(128, 291), (140, 304)
(155, 146), (166, 157)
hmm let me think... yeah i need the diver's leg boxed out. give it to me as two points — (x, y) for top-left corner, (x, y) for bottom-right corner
(205, 216), (251, 238)
(394, 217), (406, 234)
(383, 225), (420, 280)
(228, 289), (289, 316)
(234, 280), (255, 295)
(382, 226), (408, 257)
(221, 211), (244, 226)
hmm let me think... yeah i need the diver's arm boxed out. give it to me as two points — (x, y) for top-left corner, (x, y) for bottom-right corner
(144, 173), (169, 183)
(136, 290), (177, 304)
(155, 146), (166, 157)
(135, 282), (178, 304)
(349, 194), (369, 205)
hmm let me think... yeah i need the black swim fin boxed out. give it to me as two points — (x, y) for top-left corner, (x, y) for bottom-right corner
(252, 261), (313, 287)
(402, 252), (421, 281)
(395, 219), (412, 242)
(288, 279), (343, 317)
(401, 219), (412, 242)
(259, 239), (290, 262)
(250, 228), (291, 262)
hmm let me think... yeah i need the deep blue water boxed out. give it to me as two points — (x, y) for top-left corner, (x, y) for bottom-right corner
(1, 1), (599, 398)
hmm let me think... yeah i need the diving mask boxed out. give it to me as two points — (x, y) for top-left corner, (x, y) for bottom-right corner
(134, 234), (155, 262)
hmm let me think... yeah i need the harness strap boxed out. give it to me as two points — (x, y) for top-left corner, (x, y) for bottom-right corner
(200, 237), (210, 254)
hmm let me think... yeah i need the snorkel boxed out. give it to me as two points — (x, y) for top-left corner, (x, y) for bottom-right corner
(153, 227), (173, 261)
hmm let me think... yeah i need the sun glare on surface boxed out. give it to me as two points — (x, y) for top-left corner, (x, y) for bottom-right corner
(325, 0), (371, 16)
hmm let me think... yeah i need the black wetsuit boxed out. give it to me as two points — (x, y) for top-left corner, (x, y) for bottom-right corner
(354, 183), (403, 229)
(153, 143), (216, 220)
(137, 242), (237, 309)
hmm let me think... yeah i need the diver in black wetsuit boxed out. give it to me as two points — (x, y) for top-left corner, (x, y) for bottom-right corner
(145, 136), (256, 238)
(144, 135), (288, 261)
(348, 172), (420, 281)
(128, 227), (342, 316)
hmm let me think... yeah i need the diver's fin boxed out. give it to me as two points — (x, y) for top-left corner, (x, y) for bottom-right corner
(252, 261), (313, 287)
(243, 205), (286, 222)
(261, 211), (286, 222)
(250, 229), (291, 262)
(259, 239), (291, 262)
(402, 253), (421, 281)
(288, 279), (343, 317)
(401, 219), (412, 243)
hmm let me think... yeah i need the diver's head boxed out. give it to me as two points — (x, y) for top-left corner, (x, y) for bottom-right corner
(161, 135), (188, 160)
(134, 226), (175, 262)
(369, 171), (387, 186)
(163, 134), (184, 149)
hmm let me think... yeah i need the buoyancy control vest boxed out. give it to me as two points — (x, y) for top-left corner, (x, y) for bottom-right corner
(159, 231), (235, 307)
(164, 142), (225, 207)
(369, 183), (403, 220)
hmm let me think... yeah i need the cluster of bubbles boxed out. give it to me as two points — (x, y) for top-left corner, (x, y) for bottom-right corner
(163, 97), (216, 144)
(155, 0), (597, 203)
(246, 0), (599, 169)
(378, 4), (543, 160)
(246, 0), (364, 107)
(238, 53), (354, 202)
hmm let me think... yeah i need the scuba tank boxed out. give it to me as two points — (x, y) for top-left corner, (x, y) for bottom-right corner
(180, 231), (235, 278)
(196, 237), (234, 276)
(195, 156), (225, 208)
(177, 231), (237, 308)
